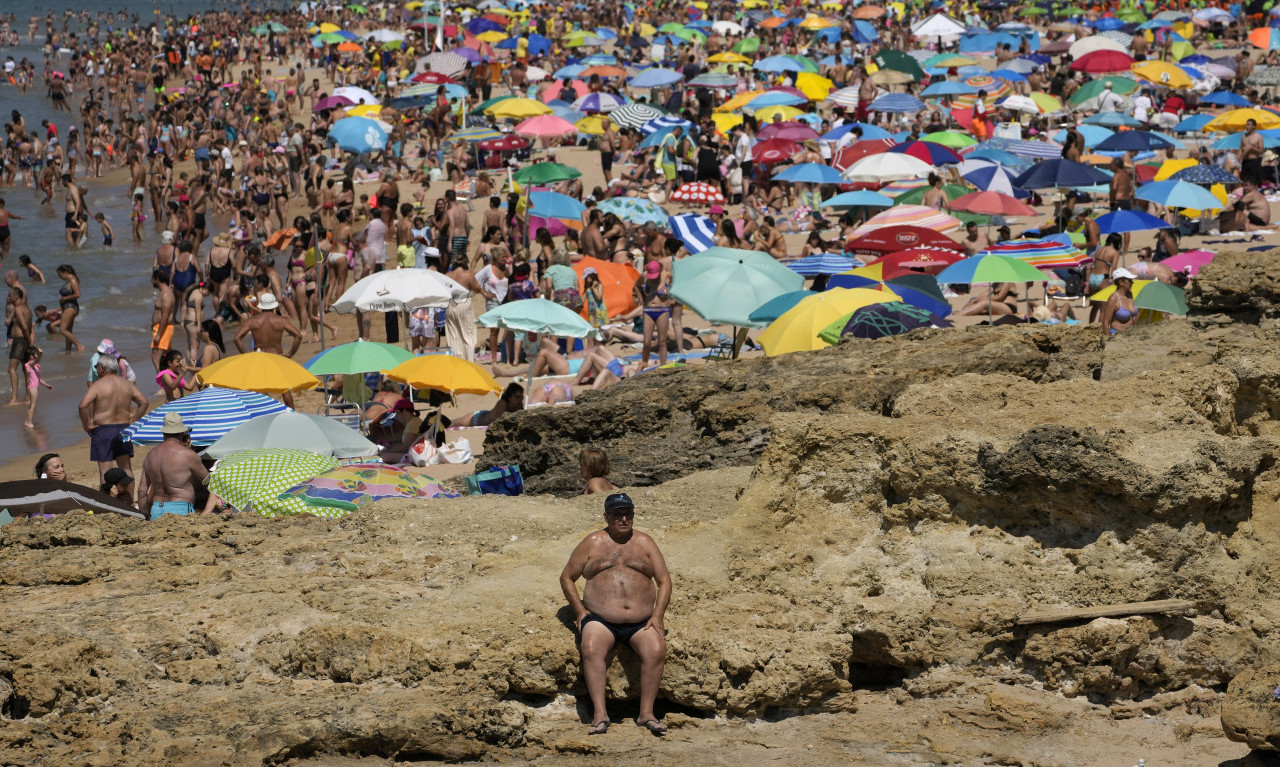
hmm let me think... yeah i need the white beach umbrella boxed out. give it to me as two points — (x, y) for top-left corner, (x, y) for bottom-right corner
(1068, 36), (1126, 60)
(998, 94), (1045, 114)
(712, 20), (744, 35)
(424, 51), (468, 77)
(365, 28), (405, 42)
(912, 13), (965, 38)
(333, 85), (379, 106)
(331, 268), (470, 314)
(825, 86), (861, 108)
(842, 153), (934, 183)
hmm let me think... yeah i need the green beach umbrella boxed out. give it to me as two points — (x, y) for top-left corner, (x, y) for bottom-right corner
(920, 130), (977, 149)
(305, 339), (413, 376)
(210, 448), (339, 517)
(658, 22), (684, 32)
(1133, 281), (1188, 314)
(1116, 7), (1147, 21)
(513, 162), (582, 185)
(935, 255), (1049, 285)
(596, 196), (668, 226)
(733, 37), (761, 54)
(1018, 6), (1049, 15)
(347, 4), (369, 13)
(1068, 76), (1140, 107)
(470, 94), (513, 116)
(313, 31), (347, 44)
(673, 28), (707, 44)
(477, 297), (595, 337)
(871, 49), (926, 82)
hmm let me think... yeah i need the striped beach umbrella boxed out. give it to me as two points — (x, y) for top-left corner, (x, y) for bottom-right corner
(977, 237), (1091, 269)
(949, 75), (1013, 109)
(784, 253), (860, 276)
(122, 387), (289, 446)
(669, 213), (717, 254)
(850, 205), (962, 238)
(573, 92), (627, 113)
(867, 93), (926, 113)
(609, 102), (665, 129)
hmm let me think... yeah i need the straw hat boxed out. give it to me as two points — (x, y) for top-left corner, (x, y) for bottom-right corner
(161, 412), (190, 436)
(213, 233), (231, 247)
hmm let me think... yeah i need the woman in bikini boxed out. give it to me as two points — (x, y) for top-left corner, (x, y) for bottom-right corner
(715, 218), (743, 248)
(192, 319), (223, 372)
(453, 382), (525, 428)
(325, 208), (353, 310)
(55, 264), (84, 352)
(579, 448), (618, 494)
(1100, 269), (1139, 337)
(635, 252), (674, 368)
(957, 282), (1019, 318)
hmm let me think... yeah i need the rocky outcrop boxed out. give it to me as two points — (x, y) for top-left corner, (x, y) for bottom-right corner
(1188, 248), (1280, 323)
(483, 324), (1105, 495)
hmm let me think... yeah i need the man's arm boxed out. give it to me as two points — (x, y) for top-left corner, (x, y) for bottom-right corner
(559, 538), (593, 623)
(129, 384), (149, 423)
(645, 534), (672, 633)
(283, 319), (304, 358)
(135, 456), (150, 514)
(78, 388), (95, 433)
(233, 321), (251, 354)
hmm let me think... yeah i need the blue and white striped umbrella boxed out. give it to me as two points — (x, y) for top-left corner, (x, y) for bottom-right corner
(123, 387), (290, 446)
(868, 93), (926, 113)
(639, 115), (695, 136)
(450, 126), (504, 143)
(784, 253), (860, 276)
(609, 102), (665, 129)
(958, 159), (1027, 198)
(825, 87), (862, 108)
(669, 213), (716, 254)
(573, 92), (627, 113)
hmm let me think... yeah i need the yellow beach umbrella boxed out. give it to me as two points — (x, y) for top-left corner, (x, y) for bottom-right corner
(753, 104), (804, 122)
(1030, 92), (1062, 113)
(796, 72), (834, 101)
(740, 0), (769, 7)
(711, 112), (745, 133)
(575, 114), (608, 135)
(821, 0), (842, 8)
(759, 288), (899, 356)
(319, 22), (342, 32)
(486, 97), (553, 118)
(197, 351), (321, 395)
(708, 51), (752, 64)
(1204, 108), (1280, 133)
(347, 104), (382, 116)
(1131, 61), (1193, 89)
(477, 30), (508, 43)
(383, 355), (501, 396)
(1153, 157), (1198, 181)
(406, 1), (423, 8)
(715, 89), (766, 112)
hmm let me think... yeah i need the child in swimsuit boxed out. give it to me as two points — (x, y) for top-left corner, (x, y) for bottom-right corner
(22, 345), (53, 429)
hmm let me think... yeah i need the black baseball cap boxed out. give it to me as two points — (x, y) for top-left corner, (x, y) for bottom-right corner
(604, 493), (634, 513)
(103, 468), (134, 487)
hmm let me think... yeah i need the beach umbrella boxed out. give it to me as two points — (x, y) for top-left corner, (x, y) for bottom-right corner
(752, 138), (802, 164)
(759, 288), (899, 356)
(1094, 130), (1177, 153)
(512, 162), (581, 185)
(0, 479), (143, 521)
(822, 190), (895, 209)
(279, 464), (459, 514)
(671, 247), (804, 329)
(936, 254), (1048, 285)
(959, 159), (1027, 198)
(817, 301), (952, 344)
(522, 115), (583, 137)
(689, 73), (737, 88)
(870, 247), (966, 272)
(976, 237), (1091, 269)
(757, 121), (821, 142)
(1209, 131), (1280, 152)
(824, 87), (864, 109)
(1083, 111), (1145, 128)
(478, 298), (595, 338)
(529, 190), (587, 220)
(850, 206), (961, 238)
(888, 140), (962, 165)
(774, 163), (845, 184)
(383, 354), (502, 395)
(846, 225), (965, 255)
(670, 182), (726, 205)
(628, 68), (684, 88)
(197, 352), (320, 395)
(748, 290), (819, 323)
(424, 51), (468, 77)
(314, 95), (356, 112)
(639, 115), (696, 137)
(784, 254), (859, 276)
(921, 81), (978, 98)
(1250, 27), (1280, 50)
(608, 102), (666, 129)
(210, 448), (339, 518)
(331, 268), (469, 314)
(478, 135), (528, 152)
(1070, 50), (1136, 74)
(1204, 108), (1280, 132)
(572, 257), (641, 317)
(1134, 180), (1226, 210)
(573, 93), (626, 113)
(597, 197), (668, 226)
(1168, 164), (1242, 185)
(486, 97), (553, 118)
(1050, 125), (1115, 149)
(843, 152), (933, 182)
(1090, 280), (1188, 314)
(868, 93), (927, 113)
(950, 191), (1037, 217)
(122, 387), (290, 446)
(332, 85), (378, 105)
(1095, 209), (1173, 234)
(328, 116), (388, 153)
(305, 339), (413, 376)
(669, 212), (718, 253)
(204, 411), (377, 460)
(749, 92), (809, 110)
(823, 274), (952, 316)
(1012, 159), (1111, 190)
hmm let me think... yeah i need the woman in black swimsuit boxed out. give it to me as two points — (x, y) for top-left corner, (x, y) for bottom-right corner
(55, 264), (84, 352)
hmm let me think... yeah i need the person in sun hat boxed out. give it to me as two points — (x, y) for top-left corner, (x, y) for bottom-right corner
(138, 412), (208, 519)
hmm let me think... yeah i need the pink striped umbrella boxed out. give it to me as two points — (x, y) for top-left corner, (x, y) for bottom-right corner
(850, 205), (962, 238)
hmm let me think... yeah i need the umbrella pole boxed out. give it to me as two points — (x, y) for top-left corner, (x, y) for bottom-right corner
(524, 332), (537, 406)
(731, 326), (748, 359)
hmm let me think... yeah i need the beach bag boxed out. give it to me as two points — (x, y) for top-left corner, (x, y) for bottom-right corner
(438, 438), (473, 465)
(553, 286), (584, 313)
(466, 464), (523, 496)
(407, 435), (438, 467)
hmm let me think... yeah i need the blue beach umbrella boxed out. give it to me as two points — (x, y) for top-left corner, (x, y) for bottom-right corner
(529, 190), (586, 220)
(1083, 111), (1144, 128)
(629, 67), (684, 88)
(1012, 158), (1112, 189)
(554, 63), (586, 79)
(821, 122), (893, 141)
(122, 387), (289, 446)
(1173, 113), (1214, 132)
(1095, 209), (1172, 234)
(749, 91), (809, 108)
(329, 116), (389, 153)
(1051, 125), (1114, 148)
(754, 55), (806, 73)
(1169, 164), (1243, 185)
(784, 254), (858, 276)
(774, 163), (845, 184)
(869, 93), (926, 113)
(748, 290), (818, 323)
(825, 275), (953, 316)
(1094, 130), (1176, 152)
(1201, 91), (1253, 107)
(920, 80), (978, 98)
(821, 190), (895, 208)
(1133, 180), (1226, 210)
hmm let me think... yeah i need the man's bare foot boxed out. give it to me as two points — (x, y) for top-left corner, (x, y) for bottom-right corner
(24, 421), (33, 428)
(5, 399), (20, 407)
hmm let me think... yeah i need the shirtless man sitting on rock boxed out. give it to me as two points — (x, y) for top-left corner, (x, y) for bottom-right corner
(560, 493), (671, 737)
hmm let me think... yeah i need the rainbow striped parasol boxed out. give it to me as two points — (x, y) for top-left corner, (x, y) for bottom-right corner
(977, 237), (1091, 269)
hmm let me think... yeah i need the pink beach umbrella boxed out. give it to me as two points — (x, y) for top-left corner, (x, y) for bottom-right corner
(515, 114), (579, 137)
(1159, 249), (1216, 275)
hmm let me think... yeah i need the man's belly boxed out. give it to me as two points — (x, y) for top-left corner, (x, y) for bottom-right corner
(582, 568), (656, 624)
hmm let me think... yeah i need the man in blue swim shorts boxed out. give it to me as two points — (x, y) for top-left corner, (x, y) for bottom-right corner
(560, 493), (672, 737)
(137, 412), (208, 520)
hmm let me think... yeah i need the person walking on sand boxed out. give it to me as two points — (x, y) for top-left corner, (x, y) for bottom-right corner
(78, 355), (148, 486)
(445, 258), (482, 362)
(7, 281), (34, 405)
(136, 412), (208, 520)
(560, 493), (671, 737)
